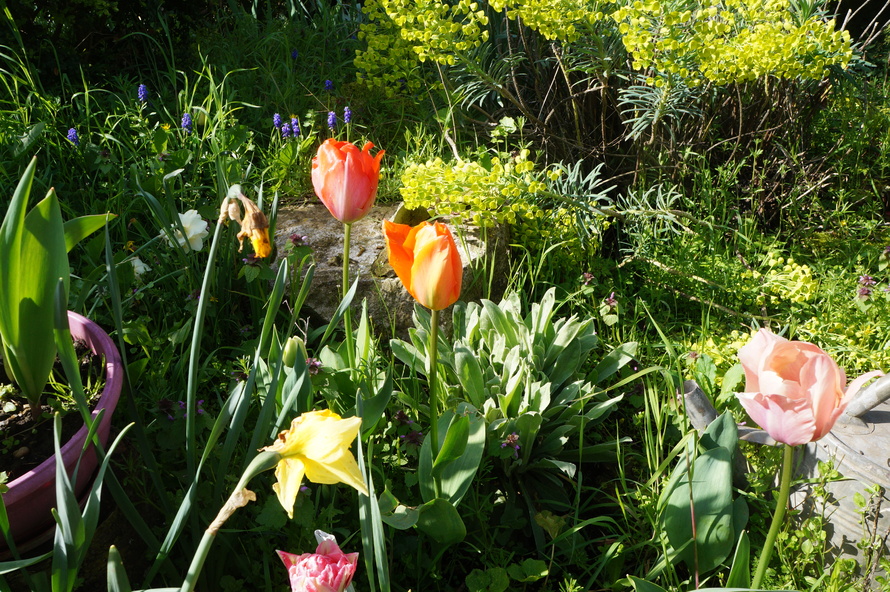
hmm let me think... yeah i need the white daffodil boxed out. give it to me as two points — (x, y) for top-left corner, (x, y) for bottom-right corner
(162, 209), (209, 252)
(131, 256), (152, 276)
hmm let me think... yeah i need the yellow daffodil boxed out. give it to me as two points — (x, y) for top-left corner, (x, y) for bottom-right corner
(263, 410), (368, 518)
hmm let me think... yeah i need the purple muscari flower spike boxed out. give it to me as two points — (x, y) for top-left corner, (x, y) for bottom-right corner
(324, 79), (334, 92)
(343, 106), (352, 124)
(291, 117), (300, 136)
(67, 128), (80, 146)
(291, 49), (299, 60)
(327, 111), (337, 130)
(137, 84), (148, 103)
(281, 122), (292, 138)
(181, 113), (193, 133)
(273, 113), (282, 129)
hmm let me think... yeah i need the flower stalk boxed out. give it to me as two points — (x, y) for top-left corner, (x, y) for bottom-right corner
(751, 443), (794, 589)
(429, 308), (441, 477)
(343, 221), (356, 373)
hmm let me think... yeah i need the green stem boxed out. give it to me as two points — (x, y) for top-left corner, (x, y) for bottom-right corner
(179, 451), (279, 592)
(751, 443), (795, 589)
(429, 308), (441, 497)
(343, 222), (356, 373)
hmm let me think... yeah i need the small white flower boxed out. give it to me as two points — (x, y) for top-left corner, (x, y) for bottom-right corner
(131, 256), (151, 276)
(162, 209), (209, 252)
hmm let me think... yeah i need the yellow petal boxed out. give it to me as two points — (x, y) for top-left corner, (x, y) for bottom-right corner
(303, 450), (369, 496)
(273, 457), (306, 519)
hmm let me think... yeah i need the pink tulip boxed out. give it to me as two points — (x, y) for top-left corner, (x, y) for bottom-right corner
(736, 329), (883, 446)
(277, 531), (358, 592)
(311, 138), (385, 224)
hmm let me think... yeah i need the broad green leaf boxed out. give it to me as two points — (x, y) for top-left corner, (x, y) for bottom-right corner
(416, 498), (466, 546)
(661, 446), (736, 573)
(701, 410), (738, 453)
(628, 576), (668, 592)
(63, 214), (115, 252)
(419, 405), (485, 505)
(454, 343), (486, 407)
(432, 415), (470, 479)
(0, 169), (68, 406)
(589, 342), (638, 384)
(506, 558), (548, 582)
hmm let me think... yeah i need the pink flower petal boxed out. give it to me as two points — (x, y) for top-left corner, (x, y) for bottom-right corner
(737, 391), (817, 446)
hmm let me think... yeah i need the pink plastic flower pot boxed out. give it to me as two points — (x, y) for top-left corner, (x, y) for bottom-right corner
(1, 311), (123, 553)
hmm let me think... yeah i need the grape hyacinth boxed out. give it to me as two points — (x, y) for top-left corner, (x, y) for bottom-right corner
(67, 127), (80, 146)
(343, 106), (352, 124)
(181, 113), (193, 133)
(327, 111), (336, 131)
(291, 117), (300, 137)
(281, 123), (292, 138)
(291, 49), (299, 60)
(137, 84), (148, 103)
(324, 79), (334, 92)
(273, 113), (282, 129)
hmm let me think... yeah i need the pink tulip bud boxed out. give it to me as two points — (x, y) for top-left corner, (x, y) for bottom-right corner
(277, 531), (359, 592)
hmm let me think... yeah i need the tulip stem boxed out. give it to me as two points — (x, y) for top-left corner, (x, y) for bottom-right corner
(429, 308), (441, 495)
(752, 443), (794, 590)
(342, 222), (356, 373)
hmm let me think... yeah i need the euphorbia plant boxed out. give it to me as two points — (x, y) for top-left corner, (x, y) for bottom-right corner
(0, 157), (112, 419)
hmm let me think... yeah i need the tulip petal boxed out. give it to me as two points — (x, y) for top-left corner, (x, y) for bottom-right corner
(738, 329), (784, 392)
(737, 391), (817, 446)
(383, 221), (416, 296)
(798, 355), (846, 441)
(844, 370), (885, 401)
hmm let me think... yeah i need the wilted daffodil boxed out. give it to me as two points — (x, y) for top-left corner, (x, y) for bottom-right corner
(263, 409), (368, 518)
(222, 185), (272, 258)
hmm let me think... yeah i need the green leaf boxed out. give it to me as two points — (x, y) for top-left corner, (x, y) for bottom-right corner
(63, 214), (115, 252)
(0, 160), (68, 408)
(660, 446), (736, 573)
(628, 576), (669, 592)
(432, 415), (470, 479)
(506, 558), (548, 582)
(454, 343), (486, 407)
(106, 546), (133, 592)
(726, 530), (750, 589)
(701, 410), (738, 453)
(419, 405), (485, 505)
(416, 498), (466, 546)
(466, 567), (509, 592)
(377, 490), (419, 530)
(589, 342), (638, 383)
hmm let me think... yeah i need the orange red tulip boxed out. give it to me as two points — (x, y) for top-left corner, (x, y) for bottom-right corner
(383, 220), (462, 311)
(311, 139), (384, 224)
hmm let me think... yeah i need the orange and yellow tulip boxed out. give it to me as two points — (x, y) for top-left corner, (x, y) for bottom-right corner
(311, 139), (384, 224)
(383, 220), (462, 311)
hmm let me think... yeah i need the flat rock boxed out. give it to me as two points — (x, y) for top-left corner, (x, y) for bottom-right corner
(273, 203), (509, 339)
